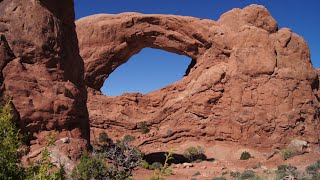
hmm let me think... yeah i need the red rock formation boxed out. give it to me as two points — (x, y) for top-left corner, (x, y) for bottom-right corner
(77, 5), (320, 149)
(0, 0), (89, 159)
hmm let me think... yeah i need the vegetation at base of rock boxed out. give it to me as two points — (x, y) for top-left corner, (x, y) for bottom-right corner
(73, 132), (142, 180)
(137, 121), (150, 134)
(304, 160), (320, 179)
(240, 151), (252, 160)
(24, 135), (65, 180)
(150, 162), (163, 170)
(306, 160), (320, 175)
(0, 100), (24, 180)
(281, 148), (297, 160)
(140, 159), (150, 169)
(162, 151), (173, 174)
(140, 161), (163, 171)
(147, 150), (174, 180)
(211, 176), (226, 180)
(229, 169), (267, 180)
(0, 100), (65, 180)
(230, 171), (241, 178)
(240, 169), (256, 179)
(183, 146), (206, 162)
(123, 135), (135, 142)
(149, 174), (164, 180)
(275, 164), (298, 180)
(71, 153), (106, 180)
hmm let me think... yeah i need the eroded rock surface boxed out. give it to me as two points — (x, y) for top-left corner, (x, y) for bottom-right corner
(0, 0), (89, 159)
(77, 5), (319, 150)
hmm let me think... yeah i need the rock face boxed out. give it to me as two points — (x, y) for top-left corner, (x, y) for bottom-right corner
(0, 0), (89, 159)
(77, 5), (319, 149)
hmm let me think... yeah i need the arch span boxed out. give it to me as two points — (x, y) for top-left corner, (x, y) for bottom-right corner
(76, 13), (215, 90)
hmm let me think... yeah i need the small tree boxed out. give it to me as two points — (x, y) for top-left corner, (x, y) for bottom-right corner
(183, 146), (206, 162)
(73, 132), (142, 180)
(0, 100), (24, 179)
(98, 132), (142, 179)
(24, 135), (65, 180)
(240, 151), (252, 160)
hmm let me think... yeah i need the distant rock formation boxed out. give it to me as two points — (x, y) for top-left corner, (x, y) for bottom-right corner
(0, 0), (89, 159)
(77, 5), (319, 149)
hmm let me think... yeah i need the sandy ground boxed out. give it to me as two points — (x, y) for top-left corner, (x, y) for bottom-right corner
(132, 141), (320, 180)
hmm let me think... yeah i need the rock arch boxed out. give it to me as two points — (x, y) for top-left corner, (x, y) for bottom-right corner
(76, 13), (218, 90)
(77, 5), (320, 150)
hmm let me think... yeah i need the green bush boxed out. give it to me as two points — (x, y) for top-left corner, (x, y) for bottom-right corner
(240, 169), (256, 179)
(71, 153), (106, 180)
(240, 151), (252, 160)
(183, 146), (205, 162)
(149, 162), (163, 170)
(140, 159), (150, 169)
(312, 173), (320, 180)
(123, 135), (135, 142)
(306, 160), (320, 175)
(24, 135), (65, 180)
(0, 100), (24, 180)
(149, 174), (164, 180)
(275, 164), (298, 180)
(90, 132), (142, 179)
(281, 148), (297, 160)
(211, 177), (226, 180)
(230, 171), (241, 178)
(137, 121), (150, 134)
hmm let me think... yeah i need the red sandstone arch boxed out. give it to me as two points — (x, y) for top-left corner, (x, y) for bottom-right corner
(76, 13), (217, 90)
(77, 5), (319, 150)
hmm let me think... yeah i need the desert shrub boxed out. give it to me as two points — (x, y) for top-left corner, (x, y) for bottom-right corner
(275, 164), (298, 180)
(94, 132), (142, 179)
(222, 171), (229, 176)
(24, 135), (65, 180)
(240, 151), (252, 160)
(230, 171), (241, 179)
(281, 148), (297, 160)
(240, 169), (256, 179)
(312, 173), (320, 180)
(140, 159), (150, 169)
(137, 121), (150, 134)
(149, 162), (163, 170)
(71, 153), (106, 180)
(161, 151), (173, 176)
(0, 100), (24, 179)
(306, 160), (320, 175)
(212, 176), (226, 180)
(149, 174), (164, 180)
(123, 135), (135, 142)
(183, 146), (205, 162)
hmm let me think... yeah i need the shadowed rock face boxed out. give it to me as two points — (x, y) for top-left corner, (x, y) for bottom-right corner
(77, 5), (320, 149)
(0, 0), (89, 159)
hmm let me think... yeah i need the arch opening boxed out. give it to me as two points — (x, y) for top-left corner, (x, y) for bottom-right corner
(101, 48), (192, 96)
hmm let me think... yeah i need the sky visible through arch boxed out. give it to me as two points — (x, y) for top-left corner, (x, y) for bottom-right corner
(75, 0), (320, 96)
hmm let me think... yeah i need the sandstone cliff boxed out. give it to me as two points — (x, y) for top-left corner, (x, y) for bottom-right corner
(0, 0), (89, 159)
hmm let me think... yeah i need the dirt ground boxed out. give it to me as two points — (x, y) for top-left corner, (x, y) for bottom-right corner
(132, 141), (320, 180)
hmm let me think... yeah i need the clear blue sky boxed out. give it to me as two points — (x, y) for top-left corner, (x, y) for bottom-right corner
(75, 0), (320, 96)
